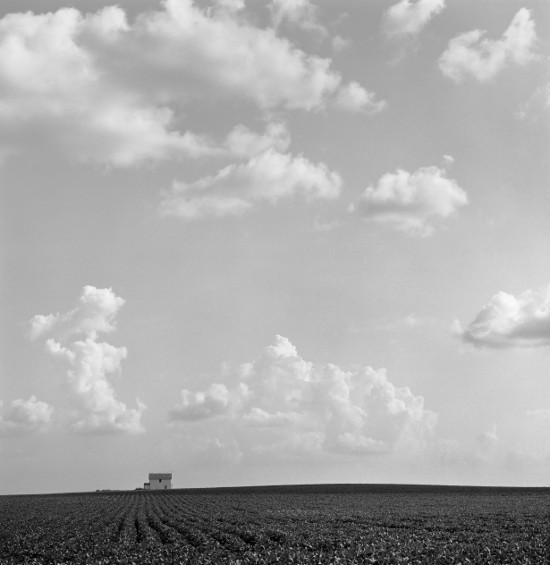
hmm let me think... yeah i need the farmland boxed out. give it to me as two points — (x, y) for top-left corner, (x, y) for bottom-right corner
(0, 484), (548, 564)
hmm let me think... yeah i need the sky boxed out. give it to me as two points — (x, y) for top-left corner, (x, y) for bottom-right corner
(0, 0), (549, 495)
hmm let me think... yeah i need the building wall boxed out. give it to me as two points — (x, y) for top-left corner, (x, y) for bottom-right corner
(149, 478), (172, 490)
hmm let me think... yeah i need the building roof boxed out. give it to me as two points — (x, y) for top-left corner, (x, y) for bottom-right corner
(149, 473), (172, 480)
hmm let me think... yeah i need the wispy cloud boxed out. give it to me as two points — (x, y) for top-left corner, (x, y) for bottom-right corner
(527, 409), (550, 421)
(516, 82), (550, 120)
(270, 0), (327, 38)
(439, 8), (538, 83)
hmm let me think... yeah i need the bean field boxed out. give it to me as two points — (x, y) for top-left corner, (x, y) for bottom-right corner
(0, 485), (548, 564)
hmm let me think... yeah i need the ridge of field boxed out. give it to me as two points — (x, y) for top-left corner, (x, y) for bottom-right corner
(1, 484), (548, 564)
(168, 483), (550, 496)
(4, 483), (550, 498)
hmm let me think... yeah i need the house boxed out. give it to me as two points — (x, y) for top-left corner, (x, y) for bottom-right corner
(147, 473), (172, 490)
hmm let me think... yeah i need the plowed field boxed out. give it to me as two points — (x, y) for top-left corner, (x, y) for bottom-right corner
(0, 484), (548, 564)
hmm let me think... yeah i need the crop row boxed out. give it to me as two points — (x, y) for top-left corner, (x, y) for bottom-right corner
(0, 487), (548, 563)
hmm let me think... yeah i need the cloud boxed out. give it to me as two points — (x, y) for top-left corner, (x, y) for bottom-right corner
(29, 286), (145, 433)
(353, 165), (468, 236)
(335, 81), (387, 114)
(170, 335), (437, 458)
(516, 82), (550, 120)
(29, 285), (124, 342)
(0, 396), (53, 436)
(0, 1), (380, 165)
(455, 285), (550, 348)
(0, 7), (218, 166)
(123, 0), (349, 111)
(439, 8), (538, 83)
(383, 0), (445, 39)
(194, 437), (243, 466)
(270, 0), (327, 37)
(351, 314), (432, 335)
(170, 383), (233, 421)
(159, 124), (342, 220)
(332, 35), (350, 53)
(476, 424), (498, 454)
(527, 409), (550, 421)
(224, 122), (291, 159)
(213, 0), (245, 14)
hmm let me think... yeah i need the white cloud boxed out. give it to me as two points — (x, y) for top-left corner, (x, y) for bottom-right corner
(159, 143), (342, 221)
(126, 0), (348, 111)
(169, 383), (232, 421)
(0, 1), (380, 166)
(270, 0), (327, 37)
(455, 285), (550, 348)
(29, 285), (124, 342)
(0, 396), (53, 436)
(29, 286), (145, 433)
(439, 8), (538, 83)
(0, 7), (218, 166)
(335, 81), (387, 114)
(224, 122), (291, 159)
(353, 165), (468, 236)
(169, 335), (437, 458)
(383, 0), (445, 39)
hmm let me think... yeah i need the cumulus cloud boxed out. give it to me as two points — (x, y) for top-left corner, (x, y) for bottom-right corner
(383, 0), (445, 39)
(29, 285), (124, 342)
(122, 0), (349, 111)
(439, 8), (538, 83)
(0, 396), (53, 436)
(159, 123), (342, 220)
(170, 383), (233, 421)
(0, 1), (380, 165)
(0, 7), (217, 166)
(29, 286), (145, 433)
(455, 285), (550, 348)
(353, 165), (468, 236)
(170, 335), (437, 458)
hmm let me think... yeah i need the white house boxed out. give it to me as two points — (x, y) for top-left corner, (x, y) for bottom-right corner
(147, 473), (172, 490)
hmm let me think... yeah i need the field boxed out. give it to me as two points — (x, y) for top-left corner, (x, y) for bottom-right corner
(0, 484), (548, 564)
